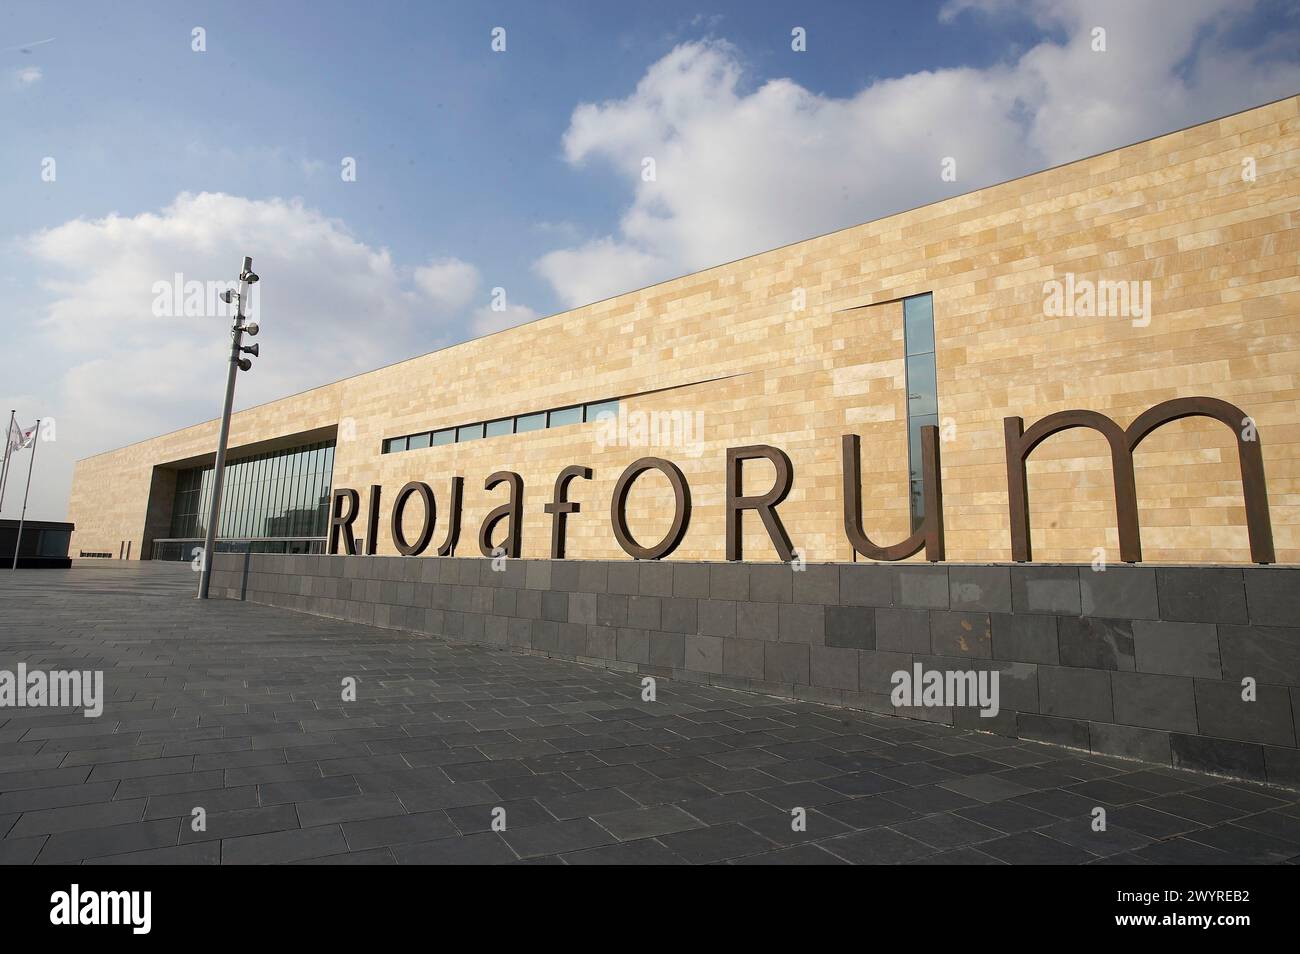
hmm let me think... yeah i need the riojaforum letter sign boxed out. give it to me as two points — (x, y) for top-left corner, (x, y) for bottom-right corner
(328, 396), (1274, 565)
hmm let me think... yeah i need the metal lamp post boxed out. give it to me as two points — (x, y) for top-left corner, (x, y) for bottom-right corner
(197, 256), (260, 599)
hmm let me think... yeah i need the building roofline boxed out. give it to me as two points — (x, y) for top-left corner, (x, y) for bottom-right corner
(77, 92), (1299, 464)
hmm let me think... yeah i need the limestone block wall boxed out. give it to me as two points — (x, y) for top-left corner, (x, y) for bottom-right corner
(70, 96), (1300, 566)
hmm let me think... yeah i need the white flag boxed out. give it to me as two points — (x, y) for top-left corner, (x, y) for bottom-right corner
(7, 421), (36, 453)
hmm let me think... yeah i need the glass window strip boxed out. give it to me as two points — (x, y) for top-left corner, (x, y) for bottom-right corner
(384, 399), (623, 451)
(902, 293), (938, 532)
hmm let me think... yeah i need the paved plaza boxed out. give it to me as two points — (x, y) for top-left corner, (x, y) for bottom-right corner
(0, 562), (1298, 865)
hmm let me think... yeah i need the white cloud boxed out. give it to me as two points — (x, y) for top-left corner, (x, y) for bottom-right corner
(536, 0), (1300, 307)
(413, 257), (480, 313)
(13, 66), (42, 87)
(534, 238), (667, 309)
(16, 193), (534, 520)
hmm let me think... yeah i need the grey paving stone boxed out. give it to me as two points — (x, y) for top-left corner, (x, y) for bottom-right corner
(294, 793), (407, 827)
(661, 597), (698, 634)
(929, 611), (993, 657)
(1019, 714), (1090, 749)
(391, 832), (517, 864)
(593, 804), (703, 840)
(907, 846), (1005, 864)
(1174, 734), (1270, 781)
(293, 847), (397, 865)
(144, 786), (259, 819)
(393, 779), (500, 810)
(649, 632), (685, 668)
(1265, 746), (1300, 788)
(938, 773), (1034, 803)
(1087, 722), (1171, 765)
(538, 787), (640, 820)
(698, 599), (737, 637)
(676, 792), (774, 825)
(659, 821), (776, 864)
(991, 613), (1059, 664)
(722, 637), (765, 679)
(500, 818), (617, 858)
(0, 836), (46, 864)
(742, 805), (851, 844)
(221, 824), (349, 864)
(1233, 808), (1300, 844)
(1132, 620), (1222, 678)
(1192, 680), (1296, 747)
(736, 601), (779, 640)
(821, 794), (918, 829)
(626, 595), (660, 630)
(342, 811), (458, 849)
(1079, 566), (1158, 619)
(1218, 624), (1300, 685)
(37, 818), (182, 865)
(260, 776), (361, 805)
(708, 563), (750, 601)
(750, 565), (793, 603)
(577, 562), (608, 594)
(1130, 837), (1246, 864)
(822, 827), (936, 864)
(1243, 567), (1300, 626)
(1156, 567), (1247, 623)
(976, 831), (1095, 864)
(1011, 566), (1081, 615)
(893, 812), (1004, 849)
(858, 649), (912, 695)
(0, 780), (120, 814)
(764, 643), (809, 685)
(1141, 792), (1242, 825)
(685, 634), (725, 674)
(793, 565), (839, 604)
(620, 777), (717, 806)
(810, 646), (859, 691)
(1110, 671), (1198, 734)
(949, 566), (1012, 613)
(562, 839), (689, 865)
(1184, 824), (1297, 863)
(768, 605), (824, 652)
(874, 608), (929, 653)
(822, 772), (907, 798)
(1057, 617), (1135, 671)
(825, 605), (874, 649)
(3, 561), (1295, 869)
(180, 804), (300, 843)
(733, 844), (845, 865)
(839, 564), (893, 607)
(86, 843), (222, 865)
(1038, 666), (1113, 723)
(10, 798), (147, 837)
(894, 566), (949, 609)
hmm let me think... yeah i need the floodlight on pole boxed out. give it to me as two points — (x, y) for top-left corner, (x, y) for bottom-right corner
(197, 255), (260, 599)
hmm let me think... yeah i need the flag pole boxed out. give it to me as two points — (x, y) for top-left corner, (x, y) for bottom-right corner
(11, 419), (39, 571)
(0, 409), (15, 513)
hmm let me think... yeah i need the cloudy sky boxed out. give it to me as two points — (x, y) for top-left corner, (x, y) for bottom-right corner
(2, 0), (1297, 521)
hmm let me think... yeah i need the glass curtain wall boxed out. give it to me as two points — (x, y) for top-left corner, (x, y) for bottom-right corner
(155, 440), (334, 560)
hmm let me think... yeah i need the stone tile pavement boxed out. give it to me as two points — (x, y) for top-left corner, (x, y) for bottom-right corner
(1, 561), (1298, 865)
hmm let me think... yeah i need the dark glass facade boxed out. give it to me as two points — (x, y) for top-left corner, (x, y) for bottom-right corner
(904, 293), (938, 530)
(153, 440), (334, 560)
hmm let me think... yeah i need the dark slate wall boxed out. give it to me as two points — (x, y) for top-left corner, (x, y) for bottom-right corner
(208, 553), (1300, 789)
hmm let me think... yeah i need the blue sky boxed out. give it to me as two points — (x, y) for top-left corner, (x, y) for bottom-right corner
(2, 0), (1297, 520)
